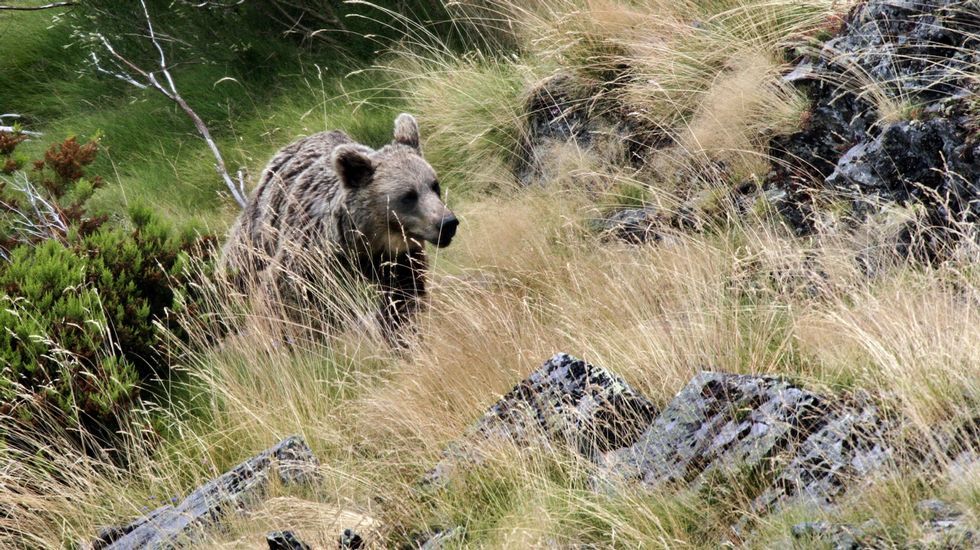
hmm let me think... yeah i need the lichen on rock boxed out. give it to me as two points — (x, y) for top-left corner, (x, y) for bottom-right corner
(423, 353), (658, 487)
(769, 0), (980, 256)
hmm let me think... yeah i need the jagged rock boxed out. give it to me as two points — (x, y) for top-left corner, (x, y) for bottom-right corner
(597, 371), (897, 530)
(338, 528), (365, 549)
(827, 118), (965, 201)
(91, 507), (171, 549)
(751, 400), (894, 514)
(827, 114), (980, 261)
(790, 520), (874, 549)
(424, 353), (658, 486)
(769, 0), (980, 244)
(267, 530), (311, 550)
(595, 207), (662, 244)
(822, 0), (980, 100)
(95, 436), (319, 550)
(598, 372), (829, 489)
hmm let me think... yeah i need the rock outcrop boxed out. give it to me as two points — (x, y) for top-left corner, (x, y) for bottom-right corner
(769, 0), (980, 253)
(92, 436), (319, 550)
(750, 400), (893, 513)
(430, 355), (901, 541)
(423, 353), (658, 486)
(596, 372), (895, 521)
(597, 373), (824, 488)
(520, 1), (980, 255)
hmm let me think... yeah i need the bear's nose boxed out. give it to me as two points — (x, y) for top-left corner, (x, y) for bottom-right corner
(441, 215), (459, 238)
(437, 215), (459, 247)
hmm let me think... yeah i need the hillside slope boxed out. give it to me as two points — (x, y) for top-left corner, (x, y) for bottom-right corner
(0, 0), (978, 548)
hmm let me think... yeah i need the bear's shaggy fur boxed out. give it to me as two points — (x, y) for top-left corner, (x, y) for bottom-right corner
(221, 114), (458, 340)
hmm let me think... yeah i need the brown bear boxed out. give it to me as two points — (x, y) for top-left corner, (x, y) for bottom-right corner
(221, 113), (458, 341)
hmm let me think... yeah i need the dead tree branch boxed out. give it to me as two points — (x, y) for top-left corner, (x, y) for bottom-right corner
(179, 0), (246, 7)
(88, 0), (248, 208)
(1, 172), (68, 249)
(0, 114), (42, 137)
(0, 1), (77, 10)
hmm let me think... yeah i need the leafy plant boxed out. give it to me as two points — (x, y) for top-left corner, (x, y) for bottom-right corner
(0, 131), (210, 437)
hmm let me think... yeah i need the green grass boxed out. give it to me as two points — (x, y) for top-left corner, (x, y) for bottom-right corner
(0, 0), (496, 227)
(0, 6), (402, 229)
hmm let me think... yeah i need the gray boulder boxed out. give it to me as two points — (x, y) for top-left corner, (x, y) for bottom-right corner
(424, 353), (658, 486)
(597, 372), (896, 523)
(768, 0), (980, 245)
(597, 372), (828, 489)
(425, 360), (906, 538)
(751, 400), (893, 514)
(94, 436), (319, 549)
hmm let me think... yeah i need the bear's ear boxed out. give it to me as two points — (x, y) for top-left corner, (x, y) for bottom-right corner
(333, 144), (375, 189)
(393, 113), (421, 151)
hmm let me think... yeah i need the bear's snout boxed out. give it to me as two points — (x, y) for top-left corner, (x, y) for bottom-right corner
(436, 215), (459, 248)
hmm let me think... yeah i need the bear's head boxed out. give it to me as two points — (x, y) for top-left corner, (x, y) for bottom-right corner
(333, 113), (458, 255)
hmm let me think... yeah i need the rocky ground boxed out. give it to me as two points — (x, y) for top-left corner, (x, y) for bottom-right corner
(769, 0), (980, 261)
(532, 0), (980, 261)
(96, 353), (976, 548)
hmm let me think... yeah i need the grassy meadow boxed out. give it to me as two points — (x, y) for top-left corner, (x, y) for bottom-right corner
(1, 0), (978, 548)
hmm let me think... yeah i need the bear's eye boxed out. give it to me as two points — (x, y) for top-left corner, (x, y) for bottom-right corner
(400, 190), (419, 205)
(431, 180), (441, 196)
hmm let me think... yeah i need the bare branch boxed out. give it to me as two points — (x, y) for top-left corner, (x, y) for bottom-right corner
(140, 0), (168, 75)
(180, 0), (246, 7)
(85, 0), (248, 208)
(0, 1), (77, 10)
(95, 34), (145, 76)
(89, 51), (149, 91)
(2, 172), (68, 248)
(0, 126), (41, 136)
(169, 90), (248, 208)
(0, 114), (42, 136)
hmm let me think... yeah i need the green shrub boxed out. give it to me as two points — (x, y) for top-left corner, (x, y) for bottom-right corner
(0, 132), (210, 437)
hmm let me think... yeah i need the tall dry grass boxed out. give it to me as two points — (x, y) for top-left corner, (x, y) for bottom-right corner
(2, 0), (979, 547)
(4, 182), (976, 546)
